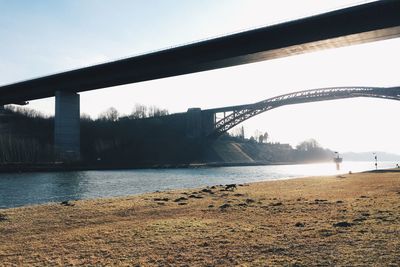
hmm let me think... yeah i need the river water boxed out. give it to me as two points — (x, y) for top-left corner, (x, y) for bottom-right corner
(0, 161), (396, 209)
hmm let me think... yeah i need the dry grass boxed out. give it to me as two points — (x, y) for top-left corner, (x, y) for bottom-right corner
(1, 170), (400, 266)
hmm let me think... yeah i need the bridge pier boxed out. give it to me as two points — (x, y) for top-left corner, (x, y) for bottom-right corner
(201, 112), (215, 137)
(185, 108), (217, 139)
(186, 108), (202, 139)
(54, 91), (80, 161)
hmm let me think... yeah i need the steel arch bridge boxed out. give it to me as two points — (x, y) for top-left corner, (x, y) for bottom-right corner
(205, 86), (400, 138)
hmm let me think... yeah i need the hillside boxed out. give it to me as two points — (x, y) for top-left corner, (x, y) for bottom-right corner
(206, 138), (334, 165)
(0, 107), (335, 167)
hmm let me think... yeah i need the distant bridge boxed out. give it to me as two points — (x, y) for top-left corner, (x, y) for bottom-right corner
(186, 86), (400, 139)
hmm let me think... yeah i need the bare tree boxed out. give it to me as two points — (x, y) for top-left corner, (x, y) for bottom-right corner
(230, 125), (245, 139)
(130, 104), (148, 119)
(148, 105), (169, 117)
(263, 131), (269, 143)
(296, 138), (320, 152)
(98, 107), (119, 121)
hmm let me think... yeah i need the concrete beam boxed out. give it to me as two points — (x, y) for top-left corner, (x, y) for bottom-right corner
(0, 1), (399, 105)
(54, 91), (80, 161)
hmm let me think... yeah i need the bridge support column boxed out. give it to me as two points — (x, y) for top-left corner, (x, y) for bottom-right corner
(186, 108), (202, 139)
(201, 112), (215, 137)
(54, 91), (80, 161)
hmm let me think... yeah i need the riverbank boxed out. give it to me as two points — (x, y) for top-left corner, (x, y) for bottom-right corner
(1, 170), (399, 266)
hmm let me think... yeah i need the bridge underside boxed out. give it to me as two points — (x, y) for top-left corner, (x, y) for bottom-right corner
(0, 1), (399, 105)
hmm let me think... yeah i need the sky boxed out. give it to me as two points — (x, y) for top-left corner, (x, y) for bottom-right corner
(1, 0), (400, 154)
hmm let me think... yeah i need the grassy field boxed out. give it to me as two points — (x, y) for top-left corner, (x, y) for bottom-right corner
(1, 170), (399, 266)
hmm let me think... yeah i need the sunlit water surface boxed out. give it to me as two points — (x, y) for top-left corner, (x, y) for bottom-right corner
(0, 161), (396, 208)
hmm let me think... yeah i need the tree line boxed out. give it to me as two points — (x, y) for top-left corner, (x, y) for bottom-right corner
(0, 104), (187, 165)
(226, 126), (334, 163)
(0, 105), (334, 165)
(93, 104), (169, 122)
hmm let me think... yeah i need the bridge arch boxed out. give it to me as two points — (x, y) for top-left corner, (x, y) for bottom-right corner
(205, 86), (400, 138)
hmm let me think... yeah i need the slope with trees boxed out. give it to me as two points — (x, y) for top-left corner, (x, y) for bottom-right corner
(0, 105), (336, 168)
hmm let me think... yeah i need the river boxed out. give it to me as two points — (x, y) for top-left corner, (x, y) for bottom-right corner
(0, 161), (396, 209)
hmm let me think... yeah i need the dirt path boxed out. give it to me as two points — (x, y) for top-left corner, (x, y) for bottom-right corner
(1, 170), (399, 266)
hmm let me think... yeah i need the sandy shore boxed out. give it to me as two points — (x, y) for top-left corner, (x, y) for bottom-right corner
(0, 170), (399, 266)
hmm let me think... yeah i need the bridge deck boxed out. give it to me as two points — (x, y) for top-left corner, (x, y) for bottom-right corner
(0, 1), (400, 105)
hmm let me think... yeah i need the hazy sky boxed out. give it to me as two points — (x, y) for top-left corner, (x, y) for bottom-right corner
(1, 0), (400, 154)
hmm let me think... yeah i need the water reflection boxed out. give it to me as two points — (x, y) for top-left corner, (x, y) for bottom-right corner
(0, 161), (396, 209)
(0, 172), (90, 208)
(44, 172), (89, 201)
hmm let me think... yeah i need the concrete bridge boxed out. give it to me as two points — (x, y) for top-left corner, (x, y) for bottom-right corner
(187, 86), (400, 139)
(0, 1), (399, 160)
